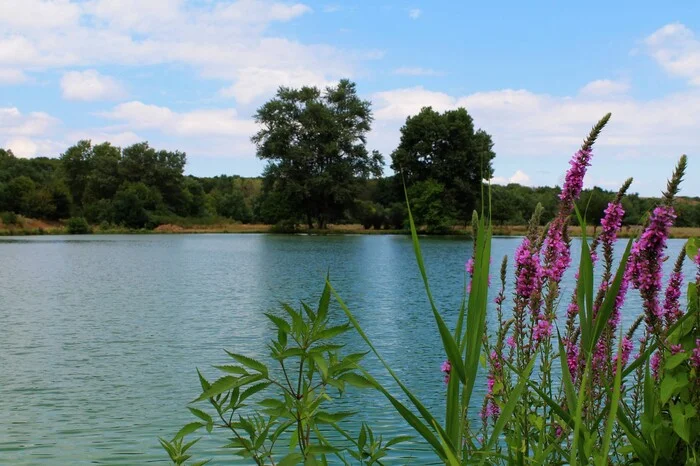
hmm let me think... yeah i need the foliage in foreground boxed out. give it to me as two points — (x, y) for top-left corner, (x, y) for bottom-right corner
(164, 114), (699, 464)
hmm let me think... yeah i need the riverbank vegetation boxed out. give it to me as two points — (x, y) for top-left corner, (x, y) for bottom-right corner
(2, 80), (699, 236)
(163, 114), (699, 465)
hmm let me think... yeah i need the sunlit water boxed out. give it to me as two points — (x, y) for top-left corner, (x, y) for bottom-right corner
(0, 235), (694, 465)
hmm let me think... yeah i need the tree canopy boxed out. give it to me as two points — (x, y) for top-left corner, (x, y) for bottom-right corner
(252, 79), (383, 229)
(391, 107), (495, 226)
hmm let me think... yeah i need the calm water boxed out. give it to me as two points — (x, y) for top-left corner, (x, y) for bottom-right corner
(0, 235), (694, 465)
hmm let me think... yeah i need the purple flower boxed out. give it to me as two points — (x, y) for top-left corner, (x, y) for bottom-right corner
(628, 205), (676, 330)
(663, 270), (684, 327)
(514, 237), (542, 299)
(533, 318), (552, 342)
(691, 339), (700, 368)
(560, 149), (593, 207)
(670, 344), (684, 355)
(650, 351), (661, 378)
(506, 336), (516, 348)
(466, 258), (474, 275)
(613, 336), (634, 368)
(441, 360), (451, 373)
(600, 201), (625, 249)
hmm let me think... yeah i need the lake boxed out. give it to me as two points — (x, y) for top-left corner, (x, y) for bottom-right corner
(0, 235), (694, 465)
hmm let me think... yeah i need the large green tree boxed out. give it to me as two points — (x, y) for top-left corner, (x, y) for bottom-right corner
(252, 79), (383, 229)
(391, 107), (495, 225)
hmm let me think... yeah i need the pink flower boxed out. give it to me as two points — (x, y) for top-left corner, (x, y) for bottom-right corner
(651, 351), (661, 378)
(514, 237), (542, 299)
(465, 258), (474, 275)
(441, 360), (451, 373)
(664, 270), (684, 327)
(670, 344), (684, 355)
(628, 205), (676, 330)
(506, 336), (516, 348)
(613, 336), (634, 368)
(533, 318), (552, 342)
(691, 339), (700, 368)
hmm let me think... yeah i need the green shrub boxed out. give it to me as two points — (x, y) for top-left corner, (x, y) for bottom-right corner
(66, 217), (91, 234)
(1, 211), (19, 225)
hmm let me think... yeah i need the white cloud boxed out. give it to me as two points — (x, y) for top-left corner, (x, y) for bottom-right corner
(101, 101), (258, 137)
(61, 70), (126, 101)
(488, 170), (531, 186)
(0, 107), (58, 136)
(369, 85), (700, 175)
(408, 8), (422, 19)
(219, 67), (335, 104)
(0, 0), (81, 30)
(393, 67), (443, 76)
(65, 130), (143, 148)
(645, 23), (700, 85)
(579, 79), (629, 96)
(0, 68), (26, 84)
(0, 0), (366, 106)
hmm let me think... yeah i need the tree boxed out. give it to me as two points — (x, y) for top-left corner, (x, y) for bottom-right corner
(60, 140), (93, 208)
(252, 80), (383, 229)
(391, 107), (495, 225)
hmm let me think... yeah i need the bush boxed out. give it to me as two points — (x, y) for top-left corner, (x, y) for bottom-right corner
(66, 217), (91, 234)
(1, 211), (19, 225)
(269, 219), (298, 233)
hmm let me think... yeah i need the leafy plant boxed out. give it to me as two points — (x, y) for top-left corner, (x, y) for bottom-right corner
(163, 282), (410, 465)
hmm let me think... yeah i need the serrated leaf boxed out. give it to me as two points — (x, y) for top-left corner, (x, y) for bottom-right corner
(174, 422), (204, 441)
(225, 351), (269, 376)
(192, 376), (239, 403)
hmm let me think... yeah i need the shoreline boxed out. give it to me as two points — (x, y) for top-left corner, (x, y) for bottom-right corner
(1, 221), (698, 238)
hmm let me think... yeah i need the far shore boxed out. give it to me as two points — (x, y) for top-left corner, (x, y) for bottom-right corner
(1, 217), (699, 238)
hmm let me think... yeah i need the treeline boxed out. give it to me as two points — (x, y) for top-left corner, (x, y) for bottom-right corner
(1, 78), (698, 231)
(2, 144), (699, 231)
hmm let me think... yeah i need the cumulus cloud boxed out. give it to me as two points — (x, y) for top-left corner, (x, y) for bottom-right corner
(0, 0), (370, 105)
(0, 68), (26, 84)
(61, 70), (126, 101)
(579, 79), (629, 96)
(101, 101), (258, 137)
(645, 23), (700, 85)
(368, 83), (700, 193)
(489, 170), (531, 186)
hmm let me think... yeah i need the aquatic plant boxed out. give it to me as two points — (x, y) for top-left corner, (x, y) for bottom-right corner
(164, 114), (698, 465)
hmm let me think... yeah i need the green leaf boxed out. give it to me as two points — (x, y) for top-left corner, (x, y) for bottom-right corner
(278, 452), (304, 466)
(188, 407), (212, 424)
(480, 355), (536, 464)
(599, 331), (624, 465)
(214, 365), (249, 375)
(225, 351), (269, 377)
(591, 239), (633, 351)
(192, 376), (238, 403)
(660, 372), (689, 404)
(385, 435), (412, 448)
(338, 372), (375, 389)
(317, 280), (331, 322)
(240, 382), (270, 402)
(686, 237), (699, 261)
(174, 422), (204, 441)
(665, 352), (689, 370)
(404, 182), (467, 386)
(315, 411), (356, 424)
(669, 401), (691, 442)
(265, 313), (291, 333)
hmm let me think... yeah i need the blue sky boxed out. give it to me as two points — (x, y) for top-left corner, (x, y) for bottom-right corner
(1, 0), (699, 196)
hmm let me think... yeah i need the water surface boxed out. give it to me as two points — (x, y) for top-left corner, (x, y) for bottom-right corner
(0, 235), (694, 464)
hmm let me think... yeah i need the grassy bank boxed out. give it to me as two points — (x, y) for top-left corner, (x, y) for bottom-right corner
(2, 216), (699, 238)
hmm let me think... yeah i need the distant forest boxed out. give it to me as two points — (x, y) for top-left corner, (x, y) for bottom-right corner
(1, 80), (698, 232)
(2, 144), (698, 232)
